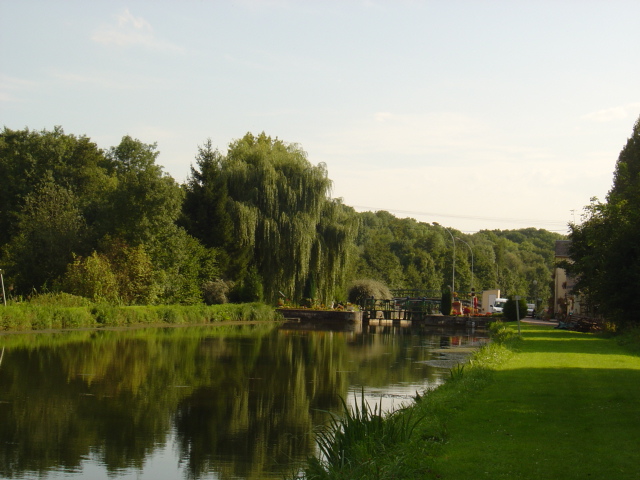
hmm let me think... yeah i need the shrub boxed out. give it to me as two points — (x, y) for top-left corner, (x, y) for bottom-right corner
(503, 297), (528, 321)
(440, 288), (452, 315)
(60, 252), (119, 303)
(231, 266), (263, 303)
(26, 292), (94, 307)
(202, 279), (233, 305)
(347, 279), (392, 306)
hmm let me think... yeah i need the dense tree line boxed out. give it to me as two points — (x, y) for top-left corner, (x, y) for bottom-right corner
(349, 211), (561, 304)
(565, 115), (640, 328)
(0, 126), (561, 306)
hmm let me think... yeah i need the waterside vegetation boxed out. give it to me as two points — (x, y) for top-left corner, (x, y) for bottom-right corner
(300, 322), (640, 479)
(0, 293), (280, 332)
(1, 126), (561, 313)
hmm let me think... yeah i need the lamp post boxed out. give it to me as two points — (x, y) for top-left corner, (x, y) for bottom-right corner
(433, 222), (455, 296)
(456, 237), (473, 294)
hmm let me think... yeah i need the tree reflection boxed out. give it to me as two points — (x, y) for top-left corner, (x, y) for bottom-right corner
(0, 324), (486, 479)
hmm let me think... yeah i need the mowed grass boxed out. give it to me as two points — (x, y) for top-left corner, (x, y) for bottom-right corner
(431, 324), (640, 480)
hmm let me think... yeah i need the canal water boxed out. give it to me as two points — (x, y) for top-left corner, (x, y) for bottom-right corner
(0, 322), (488, 480)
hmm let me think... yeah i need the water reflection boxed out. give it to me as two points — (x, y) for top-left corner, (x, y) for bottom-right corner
(0, 322), (487, 479)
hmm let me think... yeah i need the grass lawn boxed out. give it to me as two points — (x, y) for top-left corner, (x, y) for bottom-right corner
(431, 324), (640, 480)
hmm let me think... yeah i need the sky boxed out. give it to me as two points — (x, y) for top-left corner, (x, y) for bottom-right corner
(2, 1), (639, 233)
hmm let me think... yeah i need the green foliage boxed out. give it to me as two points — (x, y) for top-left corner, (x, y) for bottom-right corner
(0, 128), (214, 304)
(61, 252), (119, 303)
(0, 126), (561, 308)
(567, 115), (640, 327)
(231, 265), (263, 303)
(146, 225), (219, 305)
(350, 212), (559, 305)
(98, 136), (184, 246)
(0, 126), (110, 247)
(181, 139), (241, 277)
(2, 178), (86, 292)
(0, 298), (280, 331)
(60, 240), (159, 305)
(488, 320), (520, 343)
(202, 279), (233, 305)
(346, 279), (392, 305)
(503, 296), (528, 321)
(183, 133), (358, 304)
(22, 292), (94, 307)
(304, 391), (423, 480)
(440, 288), (452, 315)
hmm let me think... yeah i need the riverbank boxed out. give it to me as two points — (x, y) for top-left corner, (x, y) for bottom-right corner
(301, 322), (640, 479)
(428, 323), (640, 479)
(0, 296), (281, 332)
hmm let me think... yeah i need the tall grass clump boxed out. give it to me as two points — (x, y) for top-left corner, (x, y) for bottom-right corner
(297, 324), (517, 479)
(302, 391), (424, 480)
(23, 292), (94, 307)
(1, 294), (281, 331)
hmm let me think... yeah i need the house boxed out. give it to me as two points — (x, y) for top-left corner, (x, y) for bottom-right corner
(553, 240), (583, 318)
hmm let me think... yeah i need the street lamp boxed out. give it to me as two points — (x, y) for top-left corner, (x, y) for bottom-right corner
(456, 237), (473, 293)
(433, 222), (455, 295)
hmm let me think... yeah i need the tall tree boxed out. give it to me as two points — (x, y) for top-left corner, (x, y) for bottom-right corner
(182, 139), (247, 280)
(98, 136), (184, 246)
(0, 126), (110, 247)
(567, 115), (640, 325)
(183, 133), (356, 303)
(3, 179), (85, 292)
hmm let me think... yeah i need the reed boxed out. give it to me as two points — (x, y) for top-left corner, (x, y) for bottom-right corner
(0, 296), (281, 331)
(303, 390), (424, 480)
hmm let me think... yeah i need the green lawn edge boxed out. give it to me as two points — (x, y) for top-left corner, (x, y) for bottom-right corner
(301, 322), (640, 480)
(427, 323), (640, 480)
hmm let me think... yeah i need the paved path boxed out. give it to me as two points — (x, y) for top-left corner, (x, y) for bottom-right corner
(521, 317), (558, 326)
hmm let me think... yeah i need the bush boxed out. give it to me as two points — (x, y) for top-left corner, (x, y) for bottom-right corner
(503, 297), (528, 321)
(60, 252), (119, 303)
(26, 292), (94, 307)
(347, 279), (392, 306)
(231, 266), (263, 303)
(440, 288), (452, 315)
(202, 279), (233, 305)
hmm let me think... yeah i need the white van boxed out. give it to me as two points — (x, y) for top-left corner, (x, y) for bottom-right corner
(489, 298), (508, 314)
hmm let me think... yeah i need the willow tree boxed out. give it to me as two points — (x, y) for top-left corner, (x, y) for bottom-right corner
(187, 133), (356, 303)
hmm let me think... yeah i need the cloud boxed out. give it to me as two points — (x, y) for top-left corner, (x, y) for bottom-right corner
(52, 72), (130, 90)
(0, 74), (38, 102)
(92, 9), (184, 53)
(581, 102), (640, 122)
(317, 111), (501, 161)
(328, 155), (605, 232)
(51, 71), (170, 91)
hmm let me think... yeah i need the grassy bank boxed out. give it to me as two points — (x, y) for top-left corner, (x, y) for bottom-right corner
(302, 322), (640, 479)
(0, 294), (282, 331)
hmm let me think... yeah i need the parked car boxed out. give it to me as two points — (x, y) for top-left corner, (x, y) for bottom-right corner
(489, 298), (508, 314)
(527, 303), (535, 317)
